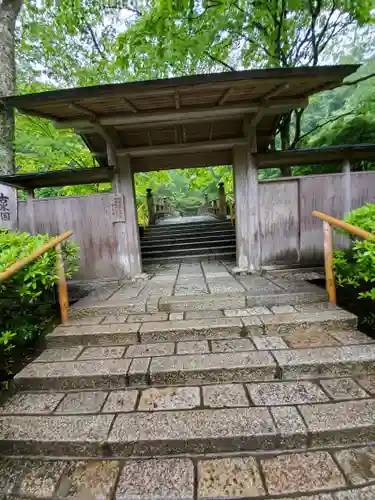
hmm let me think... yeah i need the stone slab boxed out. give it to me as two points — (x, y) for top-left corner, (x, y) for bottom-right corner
(252, 336), (288, 350)
(102, 390), (138, 413)
(207, 279), (245, 294)
(116, 458), (194, 500)
(159, 294), (246, 313)
(79, 346), (126, 360)
(248, 381), (328, 406)
(0, 414), (114, 455)
(261, 451), (345, 495)
(169, 312), (184, 321)
(0, 392), (64, 414)
(246, 290), (327, 308)
(127, 312), (168, 323)
(35, 347), (83, 362)
(240, 316), (263, 333)
(108, 407), (277, 455)
(357, 375), (375, 395)
(211, 338), (255, 353)
(65, 316), (106, 326)
(197, 457), (265, 499)
(261, 310), (357, 335)
(128, 357), (150, 385)
(334, 485), (375, 499)
(70, 299), (146, 318)
(47, 324), (140, 348)
(18, 460), (67, 497)
(273, 344), (375, 379)
(125, 342), (174, 358)
(14, 358), (132, 391)
(271, 305), (296, 314)
(57, 460), (120, 500)
(55, 391), (108, 414)
(320, 378), (368, 400)
(299, 399), (375, 446)
(224, 306), (271, 317)
(184, 310), (224, 319)
(335, 446), (375, 485)
(102, 315), (128, 324)
(138, 387), (200, 411)
(177, 341), (209, 354)
(202, 383), (249, 408)
(329, 330), (375, 345)
(271, 406), (307, 448)
(285, 331), (340, 348)
(150, 351), (276, 385)
(140, 318), (243, 342)
(0, 457), (28, 493)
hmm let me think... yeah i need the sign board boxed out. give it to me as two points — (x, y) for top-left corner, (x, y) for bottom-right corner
(110, 194), (126, 223)
(0, 183), (17, 231)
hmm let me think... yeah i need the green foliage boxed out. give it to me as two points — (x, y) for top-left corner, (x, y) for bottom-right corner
(0, 229), (79, 302)
(0, 230), (79, 388)
(334, 204), (375, 303)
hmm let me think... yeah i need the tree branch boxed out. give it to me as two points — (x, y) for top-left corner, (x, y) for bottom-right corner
(204, 52), (236, 71)
(85, 23), (106, 59)
(339, 73), (375, 87)
(294, 110), (357, 146)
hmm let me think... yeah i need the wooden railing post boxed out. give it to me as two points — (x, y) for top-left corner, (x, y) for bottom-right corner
(146, 188), (154, 225)
(323, 221), (337, 304)
(218, 182), (226, 216)
(56, 243), (69, 323)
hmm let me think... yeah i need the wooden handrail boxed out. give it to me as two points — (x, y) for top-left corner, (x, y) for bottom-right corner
(312, 211), (373, 240)
(312, 210), (374, 305)
(0, 230), (73, 323)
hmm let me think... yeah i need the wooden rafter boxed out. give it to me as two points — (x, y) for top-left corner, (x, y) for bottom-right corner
(174, 92), (180, 110)
(55, 98), (308, 129)
(122, 97), (138, 113)
(116, 137), (247, 158)
(217, 87), (233, 106)
(69, 102), (97, 120)
(260, 83), (290, 102)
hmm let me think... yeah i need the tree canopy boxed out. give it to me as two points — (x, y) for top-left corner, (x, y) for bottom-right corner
(0, 0), (374, 202)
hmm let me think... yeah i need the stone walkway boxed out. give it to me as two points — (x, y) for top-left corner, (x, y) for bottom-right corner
(1, 264), (375, 499)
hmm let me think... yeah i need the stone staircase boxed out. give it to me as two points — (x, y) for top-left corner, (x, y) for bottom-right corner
(1, 285), (375, 499)
(141, 219), (236, 263)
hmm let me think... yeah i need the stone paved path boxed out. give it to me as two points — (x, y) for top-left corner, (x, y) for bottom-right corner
(1, 266), (375, 499)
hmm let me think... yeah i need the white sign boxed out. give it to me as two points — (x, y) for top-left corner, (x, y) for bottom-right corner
(110, 194), (126, 223)
(0, 183), (17, 231)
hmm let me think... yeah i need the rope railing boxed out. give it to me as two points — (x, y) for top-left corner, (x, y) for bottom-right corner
(312, 210), (374, 304)
(0, 230), (73, 323)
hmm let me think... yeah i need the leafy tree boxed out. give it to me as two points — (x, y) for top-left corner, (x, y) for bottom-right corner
(0, 0), (23, 175)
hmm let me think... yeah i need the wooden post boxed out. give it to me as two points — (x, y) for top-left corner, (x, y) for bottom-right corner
(146, 188), (154, 225)
(115, 154), (142, 276)
(233, 144), (260, 271)
(55, 243), (69, 323)
(342, 159), (351, 216)
(26, 189), (36, 234)
(218, 182), (226, 217)
(323, 221), (337, 304)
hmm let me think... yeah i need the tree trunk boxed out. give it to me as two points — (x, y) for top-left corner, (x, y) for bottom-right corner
(0, 0), (22, 175)
(279, 113), (292, 177)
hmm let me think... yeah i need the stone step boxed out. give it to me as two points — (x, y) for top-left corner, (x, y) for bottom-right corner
(47, 309), (356, 347)
(140, 244), (236, 259)
(146, 221), (232, 233)
(141, 237), (235, 251)
(14, 337), (375, 391)
(2, 448), (375, 499)
(159, 289), (328, 313)
(1, 395), (375, 457)
(142, 251), (236, 264)
(141, 231), (235, 244)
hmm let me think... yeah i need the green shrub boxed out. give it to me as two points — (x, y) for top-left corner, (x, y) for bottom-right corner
(333, 204), (375, 316)
(0, 230), (79, 386)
